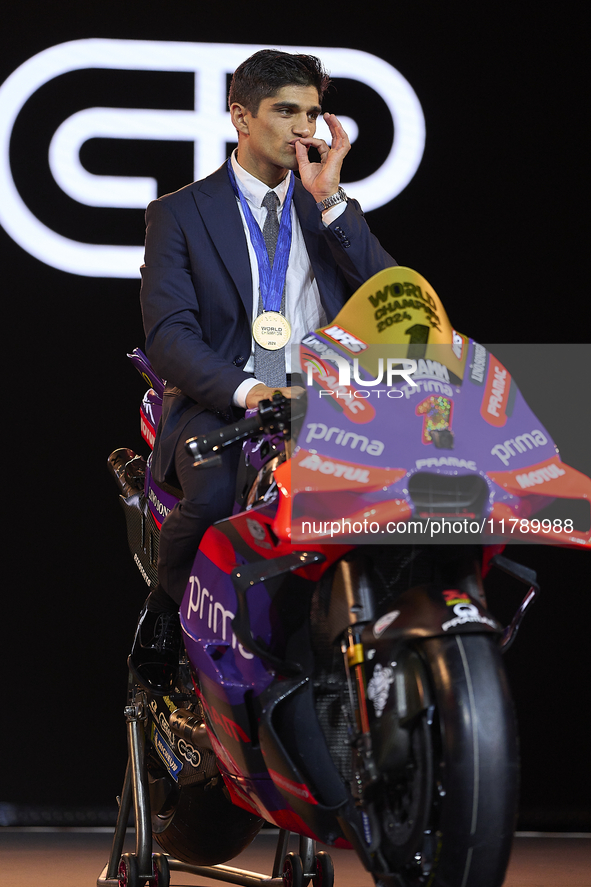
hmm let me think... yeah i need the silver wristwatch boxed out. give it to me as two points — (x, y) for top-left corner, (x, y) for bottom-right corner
(316, 187), (347, 212)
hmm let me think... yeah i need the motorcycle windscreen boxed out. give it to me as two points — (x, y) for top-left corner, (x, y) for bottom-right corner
(282, 267), (591, 548)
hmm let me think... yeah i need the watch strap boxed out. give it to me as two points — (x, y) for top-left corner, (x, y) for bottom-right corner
(316, 187), (347, 212)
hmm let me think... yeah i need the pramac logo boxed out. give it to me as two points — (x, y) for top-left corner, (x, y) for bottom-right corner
(0, 39), (425, 278)
(480, 354), (513, 427)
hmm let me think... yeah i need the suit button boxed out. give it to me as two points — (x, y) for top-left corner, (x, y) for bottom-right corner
(233, 355), (246, 367)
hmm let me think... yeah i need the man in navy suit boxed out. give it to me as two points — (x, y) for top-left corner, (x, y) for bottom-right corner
(130, 49), (396, 691)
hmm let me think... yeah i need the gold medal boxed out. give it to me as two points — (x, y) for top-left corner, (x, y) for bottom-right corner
(252, 311), (292, 350)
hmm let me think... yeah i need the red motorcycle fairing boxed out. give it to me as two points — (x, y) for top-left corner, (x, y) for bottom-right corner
(183, 493), (500, 851)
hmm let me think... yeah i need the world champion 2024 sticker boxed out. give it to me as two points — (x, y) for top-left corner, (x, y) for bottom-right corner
(317, 266), (469, 383)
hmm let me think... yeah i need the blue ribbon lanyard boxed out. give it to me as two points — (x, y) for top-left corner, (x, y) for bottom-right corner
(226, 158), (294, 314)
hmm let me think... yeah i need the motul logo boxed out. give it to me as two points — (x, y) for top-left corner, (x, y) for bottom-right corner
(516, 463), (566, 489)
(299, 453), (370, 483)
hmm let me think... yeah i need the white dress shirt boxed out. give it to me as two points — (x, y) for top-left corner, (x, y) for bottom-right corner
(230, 150), (346, 407)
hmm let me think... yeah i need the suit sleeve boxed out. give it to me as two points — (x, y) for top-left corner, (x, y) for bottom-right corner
(140, 198), (249, 414)
(323, 197), (397, 291)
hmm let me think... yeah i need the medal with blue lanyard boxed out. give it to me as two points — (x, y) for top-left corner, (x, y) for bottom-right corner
(227, 159), (294, 350)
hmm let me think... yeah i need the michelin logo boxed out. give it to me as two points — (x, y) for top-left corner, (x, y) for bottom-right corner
(153, 728), (183, 782)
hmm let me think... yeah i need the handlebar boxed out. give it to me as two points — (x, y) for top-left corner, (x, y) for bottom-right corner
(186, 393), (305, 468)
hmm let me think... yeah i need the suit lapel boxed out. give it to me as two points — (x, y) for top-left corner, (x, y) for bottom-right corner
(190, 169), (342, 323)
(191, 164), (253, 317)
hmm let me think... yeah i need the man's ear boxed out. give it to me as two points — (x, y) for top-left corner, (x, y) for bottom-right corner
(230, 102), (250, 135)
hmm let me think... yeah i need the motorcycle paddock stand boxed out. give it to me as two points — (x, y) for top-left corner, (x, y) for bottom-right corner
(97, 694), (334, 887)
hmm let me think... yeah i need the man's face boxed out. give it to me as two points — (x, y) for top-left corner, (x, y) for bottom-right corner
(233, 84), (321, 185)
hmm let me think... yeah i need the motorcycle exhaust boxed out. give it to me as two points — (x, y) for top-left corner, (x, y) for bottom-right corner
(108, 447), (146, 499)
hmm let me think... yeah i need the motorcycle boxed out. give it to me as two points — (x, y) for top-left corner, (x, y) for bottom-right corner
(100, 266), (590, 887)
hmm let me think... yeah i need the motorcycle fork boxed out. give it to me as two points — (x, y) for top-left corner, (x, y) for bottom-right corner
(344, 629), (371, 737)
(342, 627), (380, 850)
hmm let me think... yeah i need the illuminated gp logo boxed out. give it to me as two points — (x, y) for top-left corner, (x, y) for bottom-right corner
(0, 39), (425, 278)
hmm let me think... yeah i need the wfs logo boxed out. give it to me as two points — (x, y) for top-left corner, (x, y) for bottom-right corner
(0, 39), (425, 278)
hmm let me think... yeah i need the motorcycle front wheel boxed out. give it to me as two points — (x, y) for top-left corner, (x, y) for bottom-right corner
(375, 633), (519, 887)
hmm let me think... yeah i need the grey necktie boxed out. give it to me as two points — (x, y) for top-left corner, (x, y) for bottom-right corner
(253, 190), (287, 388)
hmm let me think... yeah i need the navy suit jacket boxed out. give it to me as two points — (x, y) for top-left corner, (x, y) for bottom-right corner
(140, 162), (396, 483)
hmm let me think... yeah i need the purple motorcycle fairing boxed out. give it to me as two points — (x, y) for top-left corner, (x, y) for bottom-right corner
(180, 546), (275, 704)
(144, 460), (179, 529)
(178, 509), (360, 840)
(292, 336), (566, 527)
(300, 337), (556, 472)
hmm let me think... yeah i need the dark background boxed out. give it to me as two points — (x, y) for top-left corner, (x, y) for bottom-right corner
(1, 1), (589, 829)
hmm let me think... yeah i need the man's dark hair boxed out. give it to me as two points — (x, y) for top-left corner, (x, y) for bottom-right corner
(228, 49), (330, 115)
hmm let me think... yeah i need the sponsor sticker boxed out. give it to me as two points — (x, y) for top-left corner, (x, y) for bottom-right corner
(322, 325), (368, 353)
(441, 603), (497, 632)
(292, 450), (406, 494)
(304, 423), (384, 456)
(302, 350), (376, 424)
(442, 590), (471, 606)
(415, 457), (476, 471)
(148, 487), (171, 519)
(299, 453), (370, 484)
(487, 456), (579, 497)
(141, 413), (156, 448)
(373, 610), (401, 637)
(490, 429), (549, 466)
(480, 355), (513, 427)
(469, 343), (488, 385)
(152, 726), (183, 782)
(246, 517), (268, 543)
(367, 663), (395, 717)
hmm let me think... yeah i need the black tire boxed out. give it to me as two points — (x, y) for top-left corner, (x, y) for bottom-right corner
(314, 851), (335, 887)
(283, 852), (305, 887)
(377, 634), (519, 887)
(149, 772), (264, 866)
(117, 853), (140, 887)
(151, 853), (170, 887)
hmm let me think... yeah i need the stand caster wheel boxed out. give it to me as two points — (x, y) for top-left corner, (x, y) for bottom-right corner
(151, 853), (170, 887)
(117, 853), (139, 887)
(314, 851), (334, 887)
(283, 851), (304, 887)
